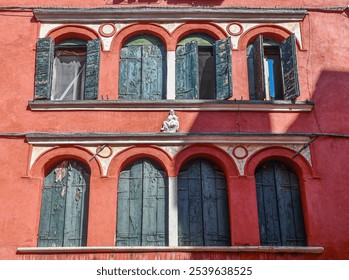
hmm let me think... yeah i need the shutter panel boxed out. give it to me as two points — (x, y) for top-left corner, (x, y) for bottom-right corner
(141, 45), (166, 100)
(34, 37), (54, 100)
(38, 160), (89, 247)
(215, 37), (233, 100)
(275, 162), (306, 246)
(175, 41), (199, 99)
(255, 162), (282, 246)
(84, 39), (100, 100)
(280, 34), (300, 100)
(118, 45), (142, 100)
(178, 160), (203, 246)
(142, 160), (167, 246)
(63, 161), (90, 247)
(117, 159), (168, 246)
(38, 161), (69, 247)
(178, 160), (230, 246)
(253, 35), (266, 100)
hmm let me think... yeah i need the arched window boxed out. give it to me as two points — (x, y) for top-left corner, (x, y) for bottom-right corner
(175, 33), (232, 100)
(255, 160), (306, 246)
(38, 160), (90, 247)
(177, 159), (230, 246)
(118, 34), (167, 100)
(116, 159), (168, 246)
(34, 37), (100, 101)
(247, 34), (300, 101)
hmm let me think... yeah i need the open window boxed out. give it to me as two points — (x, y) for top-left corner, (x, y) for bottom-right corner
(34, 37), (100, 101)
(175, 33), (232, 100)
(247, 34), (300, 100)
(118, 34), (166, 100)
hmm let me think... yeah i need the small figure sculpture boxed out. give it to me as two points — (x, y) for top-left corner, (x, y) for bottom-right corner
(161, 109), (179, 133)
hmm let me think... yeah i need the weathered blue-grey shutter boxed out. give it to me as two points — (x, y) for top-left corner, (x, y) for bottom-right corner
(175, 41), (199, 99)
(274, 162), (306, 246)
(178, 160), (203, 246)
(255, 161), (306, 246)
(119, 45), (142, 100)
(255, 161), (281, 245)
(280, 34), (300, 100)
(116, 159), (168, 246)
(84, 39), (100, 100)
(178, 159), (230, 246)
(215, 38), (233, 100)
(38, 160), (90, 247)
(63, 161), (90, 246)
(253, 35), (266, 100)
(117, 161), (143, 246)
(142, 160), (167, 245)
(141, 45), (166, 100)
(34, 37), (54, 100)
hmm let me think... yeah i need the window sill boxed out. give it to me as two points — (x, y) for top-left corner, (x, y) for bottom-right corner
(28, 100), (314, 112)
(17, 246), (324, 254)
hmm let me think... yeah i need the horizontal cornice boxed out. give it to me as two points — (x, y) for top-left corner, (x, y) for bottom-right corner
(28, 100), (314, 112)
(17, 245), (324, 254)
(25, 132), (311, 145)
(33, 6), (307, 23)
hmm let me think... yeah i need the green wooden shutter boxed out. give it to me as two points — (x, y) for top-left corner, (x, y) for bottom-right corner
(280, 34), (300, 100)
(119, 45), (142, 100)
(116, 159), (168, 246)
(175, 41), (199, 99)
(255, 161), (306, 246)
(38, 160), (90, 247)
(178, 160), (204, 246)
(141, 45), (166, 100)
(63, 161), (90, 246)
(178, 159), (230, 246)
(253, 35), (266, 100)
(84, 39), (100, 100)
(34, 38), (54, 100)
(117, 161), (143, 246)
(215, 37), (233, 100)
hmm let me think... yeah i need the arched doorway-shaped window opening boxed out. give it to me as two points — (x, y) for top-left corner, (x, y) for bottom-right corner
(116, 158), (168, 246)
(255, 160), (306, 246)
(175, 33), (232, 100)
(38, 159), (90, 247)
(177, 159), (230, 246)
(118, 34), (167, 100)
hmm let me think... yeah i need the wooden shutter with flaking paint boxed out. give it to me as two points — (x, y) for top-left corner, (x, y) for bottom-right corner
(280, 34), (300, 100)
(178, 160), (230, 246)
(175, 41), (199, 99)
(34, 37), (54, 100)
(116, 159), (168, 246)
(255, 161), (306, 246)
(253, 35), (266, 100)
(215, 37), (233, 100)
(38, 160), (90, 247)
(84, 39), (100, 100)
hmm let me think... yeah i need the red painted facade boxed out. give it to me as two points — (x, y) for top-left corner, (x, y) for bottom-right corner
(0, 1), (348, 260)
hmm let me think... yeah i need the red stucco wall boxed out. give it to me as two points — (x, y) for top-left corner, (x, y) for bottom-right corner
(0, 1), (348, 259)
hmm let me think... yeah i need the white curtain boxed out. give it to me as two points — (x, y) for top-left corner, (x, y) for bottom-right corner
(51, 52), (86, 100)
